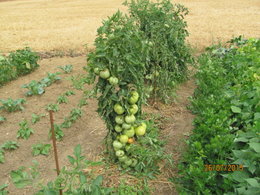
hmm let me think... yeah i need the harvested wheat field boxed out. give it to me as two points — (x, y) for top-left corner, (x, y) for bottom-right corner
(0, 0), (260, 194)
(0, 0), (259, 53)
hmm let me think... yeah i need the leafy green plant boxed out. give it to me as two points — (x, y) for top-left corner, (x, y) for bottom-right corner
(57, 95), (68, 104)
(64, 90), (75, 96)
(0, 184), (8, 195)
(40, 72), (61, 87)
(124, 0), (193, 103)
(61, 108), (83, 128)
(45, 103), (59, 112)
(8, 47), (39, 76)
(178, 38), (260, 194)
(32, 144), (51, 156)
(0, 56), (17, 87)
(0, 116), (6, 123)
(0, 98), (26, 112)
(0, 150), (5, 163)
(31, 113), (45, 124)
(69, 74), (88, 90)
(49, 124), (64, 141)
(58, 64), (73, 73)
(1, 141), (19, 150)
(10, 145), (113, 194)
(22, 80), (45, 96)
(10, 160), (40, 188)
(17, 120), (34, 140)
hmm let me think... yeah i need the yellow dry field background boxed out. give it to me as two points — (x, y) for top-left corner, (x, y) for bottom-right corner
(0, 0), (259, 53)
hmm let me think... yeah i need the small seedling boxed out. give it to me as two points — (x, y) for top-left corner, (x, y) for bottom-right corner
(58, 64), (73, 74)
(69, 74), (87, 90)
(17, 120), (34, 139)
(22, 81), (45, 96)
(1, 141), (19, 150)
(0, 150), (4, 163)
(32, 144), (51, 156)
(40, 72), (61, 87)
(31, 113), (45, 124)
(49, 124), (64, 141)
(57, 95), (68, 104)
(45, 104), (59, 112)
(0, 116), (6, 123)
(10, 161), (39, 188)
(0, 98), (26, 112)
(0, 183), (8, 194)
(64, 90), (75, 96)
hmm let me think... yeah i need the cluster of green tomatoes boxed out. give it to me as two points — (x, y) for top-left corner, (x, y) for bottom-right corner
(94, 67), (147, 168)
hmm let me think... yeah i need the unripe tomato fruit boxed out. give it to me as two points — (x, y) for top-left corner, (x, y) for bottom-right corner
(99, 69), (110, 79)
(109, 76), (119, 85)
(114, 104), (125, 115)
(118, 155), (128, 162)
(119, 135), (129, 143)
(113, 140), (123, 150)
(124, 159), (132, 166)
(129, 104), (138, 114)
(115, 125), (122, 132)
(125, 115), (136, 124)
(131, 159), (138, 167)
(115, 150), (125, 157)
(115, 115), (124, 124)
(122, 123), (131, 130)
(94, 67), (100, 74)
(135, 125), (146, 136)
(123, 128), (135, 138)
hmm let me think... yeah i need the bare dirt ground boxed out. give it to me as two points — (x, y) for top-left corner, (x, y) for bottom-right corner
(0, 0), (259, 194)
(0, 0), (259, 53)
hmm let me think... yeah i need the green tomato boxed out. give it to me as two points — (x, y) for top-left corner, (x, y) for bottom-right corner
(99, 69), (110, 79)
(113, 140), (123, 150)
(114, 104), (125, 115)
(115, 125), (123, 133)
(129, 104), (138, 115)
(123, 127), (135, 138)
(128, 96), (138, 105)
(131, 159), (138, 167)
(115, 150), (125, 157)
(131, 91), (139, 99)
(124, 159), (132, 166)
(122, 123), (131, 130)
(119, 135), (129, 144)
(108, 77), (119, 85)
(125, 115), (136, 124)
(118, 155), (128, 162)
(115, 115), (124, 124)
(141, 122), (147, 129)
(135, 125), (146, 136)
(94, 67), (100, 74)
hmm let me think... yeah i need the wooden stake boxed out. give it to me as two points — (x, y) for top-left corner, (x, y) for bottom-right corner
(49, 110), (63, 195)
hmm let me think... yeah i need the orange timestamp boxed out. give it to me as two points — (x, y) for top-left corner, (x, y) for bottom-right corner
(204, 164), (244, 172)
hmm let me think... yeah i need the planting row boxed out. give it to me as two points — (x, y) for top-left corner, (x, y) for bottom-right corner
(178, 37), (260, 194)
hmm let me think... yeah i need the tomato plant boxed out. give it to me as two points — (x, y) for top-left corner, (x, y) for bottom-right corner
(85, 11), (151, 168)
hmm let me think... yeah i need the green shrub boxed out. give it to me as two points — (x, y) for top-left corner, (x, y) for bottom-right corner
(124, 0), (193, 102)
(8, 47), (39, 76)
(0, 56), (17, 86)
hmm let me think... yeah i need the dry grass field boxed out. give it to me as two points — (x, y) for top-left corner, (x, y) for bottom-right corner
(0, 0), (259, 53)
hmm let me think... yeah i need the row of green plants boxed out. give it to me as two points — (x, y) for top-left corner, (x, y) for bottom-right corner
(178, 37), (260, 194)
(0, 47), (39, 86)
(85, 0), (191, 174)
(0, 145), (151, 194)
